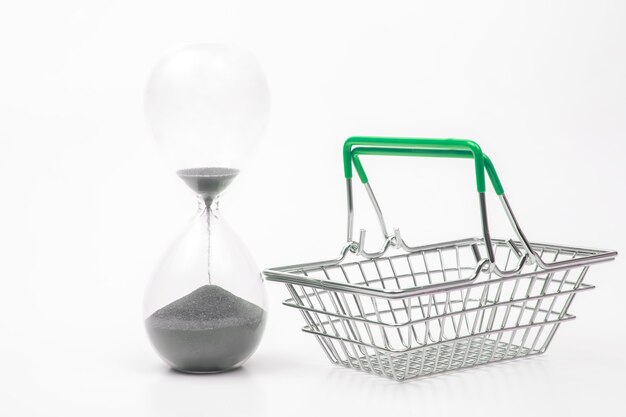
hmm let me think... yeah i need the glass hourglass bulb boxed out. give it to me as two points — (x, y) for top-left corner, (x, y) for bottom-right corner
(143, 44), (270, 373)
(145, 43), (270, 171)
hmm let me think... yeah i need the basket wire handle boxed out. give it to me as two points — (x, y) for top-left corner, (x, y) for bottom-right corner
(344, 137), (613, 275)
(343, 137), (530, 276)
(351, 146), (530, 276)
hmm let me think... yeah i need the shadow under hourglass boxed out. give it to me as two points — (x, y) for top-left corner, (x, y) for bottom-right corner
(145, 366), (268, 417)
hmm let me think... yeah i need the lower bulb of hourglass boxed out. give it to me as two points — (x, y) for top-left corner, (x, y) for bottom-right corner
(143, 196), (267, 373)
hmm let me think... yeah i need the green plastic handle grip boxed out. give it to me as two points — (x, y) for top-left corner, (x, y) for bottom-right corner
(351, 147), (504, 195)
(343, 137), (491, 193)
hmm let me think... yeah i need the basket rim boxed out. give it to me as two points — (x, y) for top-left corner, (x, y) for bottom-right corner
(263, 237), (616, 299)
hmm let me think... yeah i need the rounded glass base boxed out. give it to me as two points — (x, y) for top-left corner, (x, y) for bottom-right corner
(146, 306), (267, 374)
(171, 362), (244, 374)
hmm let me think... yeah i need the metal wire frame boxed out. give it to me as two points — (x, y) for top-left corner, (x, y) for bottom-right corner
(265, 238), (613, 381)
(310, 323), (566, 381)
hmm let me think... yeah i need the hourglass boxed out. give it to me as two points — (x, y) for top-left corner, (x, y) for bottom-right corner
(143, 44), (270, 373)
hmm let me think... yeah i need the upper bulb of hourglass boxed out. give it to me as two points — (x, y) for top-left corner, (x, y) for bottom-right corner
(145, 43), (270, 196)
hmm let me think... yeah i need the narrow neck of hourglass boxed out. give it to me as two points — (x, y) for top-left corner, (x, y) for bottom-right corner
(197, 195), (219, 285)
(197, 195), (220, 215)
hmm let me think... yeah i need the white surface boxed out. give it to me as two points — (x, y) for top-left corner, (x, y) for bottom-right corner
(1, 1), (625, 416)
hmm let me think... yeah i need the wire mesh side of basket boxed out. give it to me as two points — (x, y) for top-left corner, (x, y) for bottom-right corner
(272, 239), (602, 381)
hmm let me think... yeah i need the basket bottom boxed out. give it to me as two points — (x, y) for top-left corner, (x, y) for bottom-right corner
(321, 335), (546, 381)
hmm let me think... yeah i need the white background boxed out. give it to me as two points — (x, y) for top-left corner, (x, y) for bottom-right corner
(1, 1), (624, 416)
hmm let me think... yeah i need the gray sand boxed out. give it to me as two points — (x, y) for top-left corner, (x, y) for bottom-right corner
(146, 285), (266, 373)
(177, 167), (239, 204)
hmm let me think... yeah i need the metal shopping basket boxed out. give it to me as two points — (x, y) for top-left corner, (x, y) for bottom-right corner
(264, 137), (617, 381)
